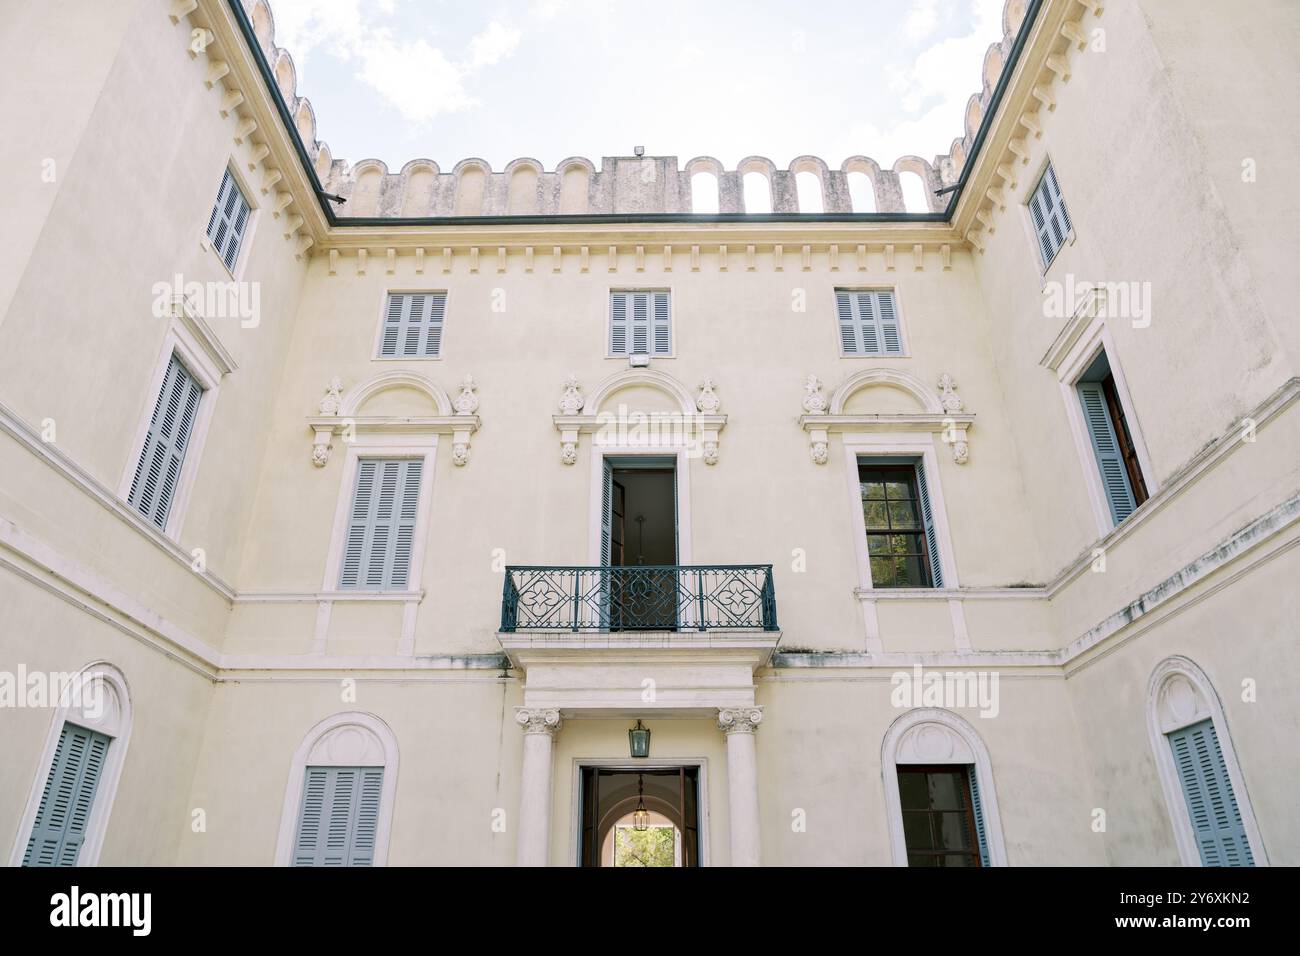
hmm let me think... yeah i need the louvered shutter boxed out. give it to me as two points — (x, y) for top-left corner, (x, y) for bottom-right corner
(127, 353), (203, 529)
(609, 292), (629, 354)
(837, 291), (901, 355)
(599, 459), (613, 628)
(651, 291), (671, 355)
(1031, 164), (1071, 267)
(967, 767), (990, 867)
(1168, 719), (1254, 867)
(339, 459), (423, 590)
(379, 293), (446, 357)
(206, 167), (252, 271)
(23, 723), (110, 867)
(610, 292), (671, 356)
(913, 459), (944, 588)
(1078, 382), (1137, 525)
(630, 293), (650, 354)
(292, 766), (385, 867)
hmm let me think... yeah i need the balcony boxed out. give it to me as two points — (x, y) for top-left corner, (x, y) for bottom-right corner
(500, 565), (778, 633)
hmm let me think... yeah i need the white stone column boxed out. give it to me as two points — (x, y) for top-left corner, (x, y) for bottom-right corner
(717, 705), (763, 867)
(514, 707), (562, 867)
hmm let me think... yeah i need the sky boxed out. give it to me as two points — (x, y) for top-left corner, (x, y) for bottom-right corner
(266, 0), (1008, 172)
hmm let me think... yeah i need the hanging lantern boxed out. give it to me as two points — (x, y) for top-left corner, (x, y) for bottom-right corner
(633, 774), (650, 831)
(628, 719), (651, 758)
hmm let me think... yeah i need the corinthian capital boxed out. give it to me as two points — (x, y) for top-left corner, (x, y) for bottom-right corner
(717, 705), (763, 735)
(515, 707), (563, 736)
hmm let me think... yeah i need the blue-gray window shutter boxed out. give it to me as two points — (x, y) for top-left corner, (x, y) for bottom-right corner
(206, 167), (252, 271)
(1030, 163), (1071, 267)
(837, 291), (902, 356)
(23, 722), (111, 867)
(913, 459), (944, 588)
(127, 353), (203, 529)
(380, 292), (446, 357)
(1168, 719), (1255, 867)
(967, 767), (990, 866)
(292, 766), (385, 866)
(1078, 382), (1137, 525)
(339, 458), (423, 589)
(609, 293), (629, 354)
(651, 291), (672, 354)
(599, 458), (613, 627)
(610, 292), (671, 356)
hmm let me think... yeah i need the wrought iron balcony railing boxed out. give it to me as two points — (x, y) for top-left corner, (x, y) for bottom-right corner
(500, 565), (778, 633)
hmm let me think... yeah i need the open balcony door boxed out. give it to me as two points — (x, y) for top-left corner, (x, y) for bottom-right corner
(602, 456), (679, 631)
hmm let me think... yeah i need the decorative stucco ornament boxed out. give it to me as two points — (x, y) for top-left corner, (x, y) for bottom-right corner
(318, 377), (344, 416)
(937, 373), (964, 413)
(558, 375), (585, 415)
(802, 374), (828, 414)
(696, 377), (721, 414)
(453, 375), (479, 415)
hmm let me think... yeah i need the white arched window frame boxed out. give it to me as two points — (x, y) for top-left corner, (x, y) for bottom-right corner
(881, 708), (1007, 866)
(1146, 656), (1269, 866)
(9, 661), (133, 867)
(273, 711), (401, 866)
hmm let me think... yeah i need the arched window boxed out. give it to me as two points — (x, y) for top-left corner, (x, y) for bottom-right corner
(274, 712), (400, 866)
(742, 172), (771, 214)
(1147, 657), (1267, 866)
(848, 171), (876, 213)
(881, 708), (1006, 866)
(690, 172), (719, 214)
(899, 171), (929, 213)
(12, 662), (132, 867)
(795, 171), (824, 213)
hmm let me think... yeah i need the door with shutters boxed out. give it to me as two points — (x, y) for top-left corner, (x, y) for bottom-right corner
(23, 722), (111, 867)
(1167, 719), (1255, 867)
(291, 766), (385, 866)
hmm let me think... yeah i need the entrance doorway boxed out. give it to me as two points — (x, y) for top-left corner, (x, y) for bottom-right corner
(578, 766), (700, 867)
(602, 457), (678, 630)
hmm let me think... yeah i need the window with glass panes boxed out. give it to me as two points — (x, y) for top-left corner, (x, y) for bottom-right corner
(859, 463), (934, 587)
(897, 766), (983, 867)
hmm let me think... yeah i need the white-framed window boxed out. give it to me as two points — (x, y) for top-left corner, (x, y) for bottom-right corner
(119, 311), (228, 539)
(609, 290), (672, 357)
(1147, 657), (1268, 867)
(835, 289), (906, 356)
(322, 439), (437, 595)
(338, 457), (424, 590)
(376, 291), (447, 359)
(840, 438), (958, 592)
(11, 663), (132, 868)
(274, 713), (400, 867)
(1028, 161), (1072, 269)
(1048, 311), (1157, 536)
(881, 709), (1007, 867)
(206, 165), (254, 273)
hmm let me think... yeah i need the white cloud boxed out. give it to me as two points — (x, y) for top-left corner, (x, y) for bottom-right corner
(854, 0), (1004, 164)
(469, 21), (522, 68)
(356, 35), (477, 124)
(263, 0), (522, 126)
(903, 0), (939, 42)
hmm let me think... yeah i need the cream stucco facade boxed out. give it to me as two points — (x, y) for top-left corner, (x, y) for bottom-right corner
(1, 0), (1297, 867)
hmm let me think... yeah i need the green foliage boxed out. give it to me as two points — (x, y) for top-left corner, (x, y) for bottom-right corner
(614, 826), (676, 867)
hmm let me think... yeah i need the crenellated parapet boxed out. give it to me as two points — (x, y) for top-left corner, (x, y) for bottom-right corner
(208, 0), (1062, 221)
